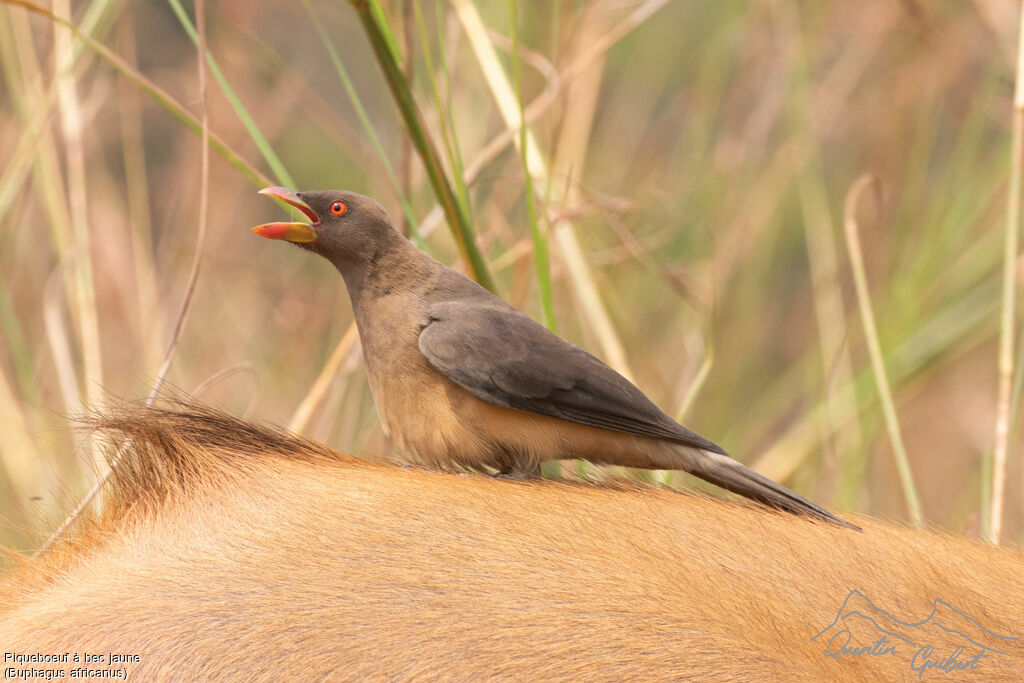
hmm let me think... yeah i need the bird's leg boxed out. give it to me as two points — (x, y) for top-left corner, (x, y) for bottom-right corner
(493, 457), (542, 480)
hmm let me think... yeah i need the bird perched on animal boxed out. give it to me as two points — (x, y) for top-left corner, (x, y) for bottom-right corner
(253, 187), (856, 529)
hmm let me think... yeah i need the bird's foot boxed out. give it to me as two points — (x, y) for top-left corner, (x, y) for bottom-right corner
(492, 462), (542, 480)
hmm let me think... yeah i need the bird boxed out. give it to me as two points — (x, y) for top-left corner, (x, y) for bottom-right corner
(252, 187), (857, 529)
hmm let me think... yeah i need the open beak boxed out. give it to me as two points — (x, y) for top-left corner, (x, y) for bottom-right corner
(252, 187), (319, 243)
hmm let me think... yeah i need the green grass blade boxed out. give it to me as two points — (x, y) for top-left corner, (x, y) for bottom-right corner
(987, 4), (1024, 544)
(410, 0), (472, 225)
(348, 0), (496, 292)
(843, 175), (924, 528)
(431, 0), (472, 222)
(166, 0), (295, 187)
(1, 0), (273, 190)
(508, 0), (555, 331)
(301, 0), (426, 249)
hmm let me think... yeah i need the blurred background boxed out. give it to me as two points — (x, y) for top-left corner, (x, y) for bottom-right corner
(1, 0), (1023, 555)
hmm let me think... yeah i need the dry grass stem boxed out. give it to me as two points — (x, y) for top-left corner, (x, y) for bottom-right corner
(843, 174), (924, 528)
(34, 0), (213, 556)
(988, 1), (1024, 545)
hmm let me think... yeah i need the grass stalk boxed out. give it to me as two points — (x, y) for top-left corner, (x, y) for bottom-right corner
(415, 0), (665, 245)
(0, 11), (84, 427)
(842, 174), (924, 528)
(42, 270), (82, 418)
(411, 2), (456, 193)
(0, 356), (43, 530)
(398, 1), (416, 239)
(300, 0), (426, 248)
(166, 0), (295, 187)
(547, 7), (632, 382)
(755, 270), (999, 483)
(0, 287), (37, 407)
(1, 8), (71, 254)
(675, 346), (714, 422)
(116, 18), (165, 375)
(1, 0), (273, 189)
(147, 0), (211, 401)
(53, 0), (106, 483)
(43, 267), (94, 488)
(988, 3), (1024, 544)
(289, 325), (360, 432)
(35, 0), (214, 557)
(508, 0), (556, 331)
(450, 0), (639, 377)
(782, 0), (863, 483)
(348, 0), (496, 292)
(431, 0), (473, 223)
(415, 0), (474, 226)
(1005, 309), (1024, 531)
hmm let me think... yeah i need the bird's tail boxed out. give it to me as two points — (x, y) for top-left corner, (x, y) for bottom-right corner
(691, 449), (861, 530)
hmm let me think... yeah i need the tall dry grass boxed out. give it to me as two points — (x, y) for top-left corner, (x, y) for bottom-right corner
(0, 0), (1022, 557)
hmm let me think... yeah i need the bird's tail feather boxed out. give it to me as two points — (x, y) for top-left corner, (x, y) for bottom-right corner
(693, 450), (861, 530)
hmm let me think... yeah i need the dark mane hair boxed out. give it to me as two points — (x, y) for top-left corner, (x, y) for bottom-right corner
(86, 400), (356, 517)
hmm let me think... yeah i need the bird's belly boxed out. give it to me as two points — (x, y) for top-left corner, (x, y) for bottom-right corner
(362, 346), (535, 470)
(367, 358), (512, 470)
(367, 357), (679, 472)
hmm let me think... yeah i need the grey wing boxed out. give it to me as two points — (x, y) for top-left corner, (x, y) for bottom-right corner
(417, 300), (727, 454)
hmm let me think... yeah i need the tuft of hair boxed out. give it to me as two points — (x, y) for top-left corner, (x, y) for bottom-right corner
(100, 400), (344, 490)
(81, 399), (355, 521)
(12, 399), (360, 579)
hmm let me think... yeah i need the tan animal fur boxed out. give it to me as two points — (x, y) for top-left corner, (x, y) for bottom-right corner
(1, 403), (1022, 681)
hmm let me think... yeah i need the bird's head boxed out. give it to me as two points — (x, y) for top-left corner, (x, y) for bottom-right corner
(252, 187), (396, 266)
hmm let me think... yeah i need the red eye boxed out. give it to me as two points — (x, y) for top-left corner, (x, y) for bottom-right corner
(330, 201), (346, 216)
